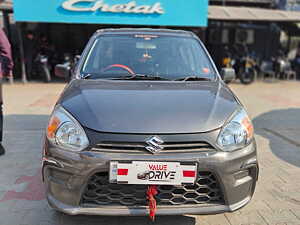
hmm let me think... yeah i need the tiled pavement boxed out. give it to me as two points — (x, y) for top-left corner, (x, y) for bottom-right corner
(0, 81), (299, 225)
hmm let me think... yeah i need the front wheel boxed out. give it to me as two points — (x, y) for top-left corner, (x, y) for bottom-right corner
(240, 68), (256, 85)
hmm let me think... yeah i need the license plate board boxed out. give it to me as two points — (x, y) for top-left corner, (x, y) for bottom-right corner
(109, 161), (197, 185)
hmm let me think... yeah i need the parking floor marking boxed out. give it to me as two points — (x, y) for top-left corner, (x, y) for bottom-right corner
(28, 94), (58, 108)
(0, 170), (45, 202)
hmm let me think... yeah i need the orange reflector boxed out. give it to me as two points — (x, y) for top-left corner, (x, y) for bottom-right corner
(242, 117), (254, 139)
(47, 116), (61, 139)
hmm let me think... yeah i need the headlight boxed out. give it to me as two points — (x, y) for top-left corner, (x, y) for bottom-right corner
(46, 106), (89, 152)
(217, 107), (254, 152)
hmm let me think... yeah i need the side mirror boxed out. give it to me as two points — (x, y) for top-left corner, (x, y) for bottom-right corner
(55, 64), (70, 79)
(220, 68), (236, 84)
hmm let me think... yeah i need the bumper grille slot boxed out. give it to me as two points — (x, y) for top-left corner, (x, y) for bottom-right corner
(91, 141), (215, 154)
(81, 171), (224, 207)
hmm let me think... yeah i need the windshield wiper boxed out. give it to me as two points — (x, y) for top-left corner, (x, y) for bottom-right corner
(82, 74), (93, 79)
(175, 76), (212, 82)
(110, 74), (170, 81)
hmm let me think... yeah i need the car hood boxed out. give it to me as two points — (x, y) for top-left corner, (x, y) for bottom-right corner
(59, 80), (240, 134)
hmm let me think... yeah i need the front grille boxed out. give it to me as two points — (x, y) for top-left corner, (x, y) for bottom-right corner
(91, 141), (215, 154)
(81, 171), (224, 207)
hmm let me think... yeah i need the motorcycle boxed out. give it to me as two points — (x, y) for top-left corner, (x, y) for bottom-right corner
(34, 53), (51, 82)
(55, 54), (80, 82)
(221, 47), (257, 85)
(233, 55), (257, 85)
(271, 48), (299, 80)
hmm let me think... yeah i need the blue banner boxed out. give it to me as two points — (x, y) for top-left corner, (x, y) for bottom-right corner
(13, 0), (208, 27)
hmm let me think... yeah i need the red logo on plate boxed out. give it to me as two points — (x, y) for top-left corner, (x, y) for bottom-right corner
(183, 170), (196, 177)
(117, 169), (128, 176)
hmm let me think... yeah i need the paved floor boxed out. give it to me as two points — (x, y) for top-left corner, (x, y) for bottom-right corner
(0, 81), (300, 225)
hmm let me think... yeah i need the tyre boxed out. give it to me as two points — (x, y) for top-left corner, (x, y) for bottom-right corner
(240, 68), (255, 85)
(224, 79), (233, 84)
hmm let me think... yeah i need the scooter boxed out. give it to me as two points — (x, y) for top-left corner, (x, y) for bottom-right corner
(221, 55), (236, 84)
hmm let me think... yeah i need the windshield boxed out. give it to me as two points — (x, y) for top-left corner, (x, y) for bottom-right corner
(81, 35), (217, 80)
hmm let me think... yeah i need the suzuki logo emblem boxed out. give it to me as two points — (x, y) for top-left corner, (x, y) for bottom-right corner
(145, 136), (164, 154)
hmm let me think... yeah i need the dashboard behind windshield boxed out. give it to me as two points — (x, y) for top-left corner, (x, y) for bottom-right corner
(81, 34), (217, 80)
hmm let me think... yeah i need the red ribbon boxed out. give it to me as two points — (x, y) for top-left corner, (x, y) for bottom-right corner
(147, 185), (158, 221)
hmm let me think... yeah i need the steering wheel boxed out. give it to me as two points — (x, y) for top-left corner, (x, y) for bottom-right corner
(102, 64), (135, 75)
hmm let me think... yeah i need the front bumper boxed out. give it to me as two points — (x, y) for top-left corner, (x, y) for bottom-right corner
(47, 195), (251, 216)
(42, 131), (259, 216)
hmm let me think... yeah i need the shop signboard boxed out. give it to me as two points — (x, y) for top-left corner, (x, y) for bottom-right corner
(13, 0), (208, 27)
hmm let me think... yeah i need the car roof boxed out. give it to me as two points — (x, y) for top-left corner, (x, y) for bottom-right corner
(94, 28), (195, 38)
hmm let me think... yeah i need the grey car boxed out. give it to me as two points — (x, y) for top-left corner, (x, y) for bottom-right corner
(43, 28), (259, 216)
